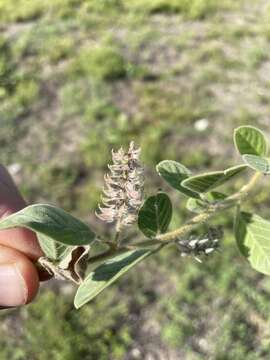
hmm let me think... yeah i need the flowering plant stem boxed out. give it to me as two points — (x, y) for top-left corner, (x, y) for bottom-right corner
(87, 172), (261, 265)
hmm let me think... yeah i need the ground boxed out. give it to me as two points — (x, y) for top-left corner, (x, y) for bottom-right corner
(1, 0), (270, 359)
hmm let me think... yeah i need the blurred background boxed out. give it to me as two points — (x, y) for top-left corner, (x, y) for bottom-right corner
(1, 0), (270, 359)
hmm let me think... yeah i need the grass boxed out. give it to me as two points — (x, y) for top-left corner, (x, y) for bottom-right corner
(71, 45), (127, 81)
(1, 0), (270, 358)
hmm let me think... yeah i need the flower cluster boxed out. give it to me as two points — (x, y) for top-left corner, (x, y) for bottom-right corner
(96, 142), (144, 231)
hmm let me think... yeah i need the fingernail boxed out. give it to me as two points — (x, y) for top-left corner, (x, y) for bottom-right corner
(0, 263), (27, 307)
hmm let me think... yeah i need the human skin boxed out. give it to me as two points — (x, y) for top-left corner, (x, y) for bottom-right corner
(0, 165), (43, 308)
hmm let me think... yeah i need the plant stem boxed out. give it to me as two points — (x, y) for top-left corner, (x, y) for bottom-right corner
(225, 171), (261, 203)
(156, 171), (261, 242)
(88, 172), (261, 264)
(114, 231), (120, 246)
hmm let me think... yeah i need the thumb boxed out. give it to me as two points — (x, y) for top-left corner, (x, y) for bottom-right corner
(0, 245), (39, 307)
(0, 165), (42, 260)
(0, 165), (41, 307)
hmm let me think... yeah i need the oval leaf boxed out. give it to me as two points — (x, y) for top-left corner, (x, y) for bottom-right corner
(37, 233), (69, 260)
(0, 204), (95, 246)
(205, 191), (227, 202)
(186, 198), (206, 213)
(186, 191), (226, 213)
(138, 192), (172, 238)
(181, 165), (247, 193)
(234, 125), (268, 156)
(235, 211), (270, 275)
(156, 160), (199, 198)
(74, 248), (153, 308)
(243, 154), (270, 174)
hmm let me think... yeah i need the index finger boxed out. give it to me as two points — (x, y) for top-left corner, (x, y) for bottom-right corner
(0, 165), (42, 260)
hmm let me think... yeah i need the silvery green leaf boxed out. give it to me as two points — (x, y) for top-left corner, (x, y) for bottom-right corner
(235, 211), (270, 275)
(181, 165), (247, 193)
(74, 248), (153, 309)
(186, 198), (206, 213)
(186, 191), (227, 213)
(37, 233), (69, 260)
(205, 191), (227, 202)
(0, 204), (95, 246)
(234, 125), (268, 156)
(138, 192), (172, 238)
(242, 154), (270, 174)
(156, 160), (200, 198)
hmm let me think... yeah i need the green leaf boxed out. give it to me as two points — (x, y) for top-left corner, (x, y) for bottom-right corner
(74, 248), (153, 308)
(243, 154), (270, 174)
(37, 234), (69, 260)
(181, 165), (247, 193)
(138, 192), (172, 238)
(156, 160), (199, 198)
(186, 198), (205, 213)
(0, 204), (95, 246)
(234, 125), (268, 156)
(235, 211), (270, 275)
(186, 191), (226, 213)
(205, 191), (227, 202)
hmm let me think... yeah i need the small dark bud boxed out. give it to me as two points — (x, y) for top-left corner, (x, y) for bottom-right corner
(177, 226), (223, 262)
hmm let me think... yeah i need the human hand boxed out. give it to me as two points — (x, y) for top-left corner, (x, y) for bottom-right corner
(0, 165), (43, 308)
